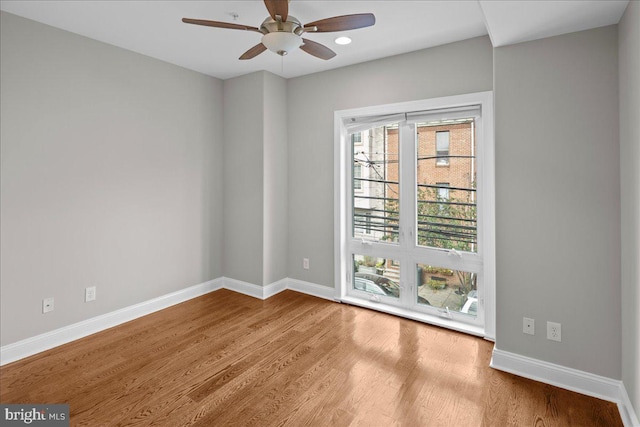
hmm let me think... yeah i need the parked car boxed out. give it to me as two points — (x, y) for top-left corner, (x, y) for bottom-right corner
(417, 296), (431, 305)
(354, 272), (400, 298)
(354, 277), (387, 296)
(461, 290), (477, 315)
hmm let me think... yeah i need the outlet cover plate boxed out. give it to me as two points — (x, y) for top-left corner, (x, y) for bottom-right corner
(547, 321), (561, 342)
(85, 286), (96, 302)
(42, 297), (54, 313)
(523, 317), (535, 335)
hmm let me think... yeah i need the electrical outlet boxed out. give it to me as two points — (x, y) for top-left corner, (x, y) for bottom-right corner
(547, 321), (561, 342)
(42, 297), (54, 313)
(523, 317), (535, 335)
(85, 286), (96, 302)
(303, 258), (309, 270)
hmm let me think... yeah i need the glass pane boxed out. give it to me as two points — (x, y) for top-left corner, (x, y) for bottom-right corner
(416, 263), (477, 316)
(353, 164), (362, 189)
(435, 131), (450, 165)
(352, 125), (400, 243)
(436, 131), (450, 151)
(416, 120), (477, 252)
(353, 254), (400, 299)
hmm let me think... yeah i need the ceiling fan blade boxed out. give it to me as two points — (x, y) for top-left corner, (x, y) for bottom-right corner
(304, 13), (375, 33)
(239, 43), (267, 60)
(264, 0), (288, 22)
(182, 18), (261, 33)
(300, 38), (336, 60)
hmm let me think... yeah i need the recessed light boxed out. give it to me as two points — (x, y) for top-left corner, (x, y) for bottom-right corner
(335, 36), (352, 45)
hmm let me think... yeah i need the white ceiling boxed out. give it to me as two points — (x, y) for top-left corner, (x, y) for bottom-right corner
(0, 0), (629, 80)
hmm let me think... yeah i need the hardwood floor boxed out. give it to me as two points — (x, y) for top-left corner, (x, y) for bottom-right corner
(1, 289), (622, 426)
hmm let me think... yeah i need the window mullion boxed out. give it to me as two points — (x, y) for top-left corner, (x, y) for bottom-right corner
(397, 121), (415, 305)
(399, 122), (414, 252)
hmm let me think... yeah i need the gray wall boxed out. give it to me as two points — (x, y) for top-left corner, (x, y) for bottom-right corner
(494, 26), (621, 379)
(222, 71), (288, 287)
(287, 36), (494, 286)
(619, 0), (640, 414)
(222, 72), (264, 285)
(1, 9), (632, 403)
(263, 72), (288, 285)
(0, 12), (224, 346)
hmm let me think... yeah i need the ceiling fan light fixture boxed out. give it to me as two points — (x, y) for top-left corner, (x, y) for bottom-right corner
(335, 36), (352, 45)
(261, 32), (302, 56)
(182, 4), (375, 61)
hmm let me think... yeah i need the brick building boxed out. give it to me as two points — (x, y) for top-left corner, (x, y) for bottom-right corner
(384, 120), (475, 202)
(353, 119), (476, 250)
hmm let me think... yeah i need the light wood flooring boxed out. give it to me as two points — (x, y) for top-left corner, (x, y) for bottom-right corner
(0, 289), (623, 426)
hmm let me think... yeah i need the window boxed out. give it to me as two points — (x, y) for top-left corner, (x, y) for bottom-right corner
(336, 92), (495, 339)
(364, 211), (372, 234)
(353, 254), (400, 300)
(351, 132), (362, 144)
(354, 163), (362, 190)
(435, 182), (451, 214)
(436, 182), (450, 200)
(354, 209), (374, 235)
(419, 123), (476, 252)
(436, 131), (450, 165)
(351, 126), (399, 244)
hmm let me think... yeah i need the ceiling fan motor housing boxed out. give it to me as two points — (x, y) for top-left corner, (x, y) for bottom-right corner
(260, 16), (304, 56)
(181, 4), (375, 61)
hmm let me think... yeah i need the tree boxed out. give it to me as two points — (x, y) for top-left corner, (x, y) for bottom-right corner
(416, 186), (476, 252)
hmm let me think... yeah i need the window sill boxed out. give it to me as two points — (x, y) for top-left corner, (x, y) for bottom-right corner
(339, 296), (487, 339)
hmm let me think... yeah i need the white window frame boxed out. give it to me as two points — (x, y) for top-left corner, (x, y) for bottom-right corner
(334, 92), (495, 340)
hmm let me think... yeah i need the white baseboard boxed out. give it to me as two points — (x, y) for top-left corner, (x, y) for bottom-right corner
(220, 277), (336, 302)
(0, 277), (336, 366)
(620, 383), (640, 427)
(3, 279), (638, 427)
(220, 277), (268, 299)
(220, 277), (289, 300)
(491, 348), (639, 427)
(0, 279), (223, 366)
(287, 278), (337, 301)
(264, 278), (289, 299)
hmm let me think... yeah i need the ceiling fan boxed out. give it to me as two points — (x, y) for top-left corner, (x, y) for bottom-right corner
(182, 0), (375, 60)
